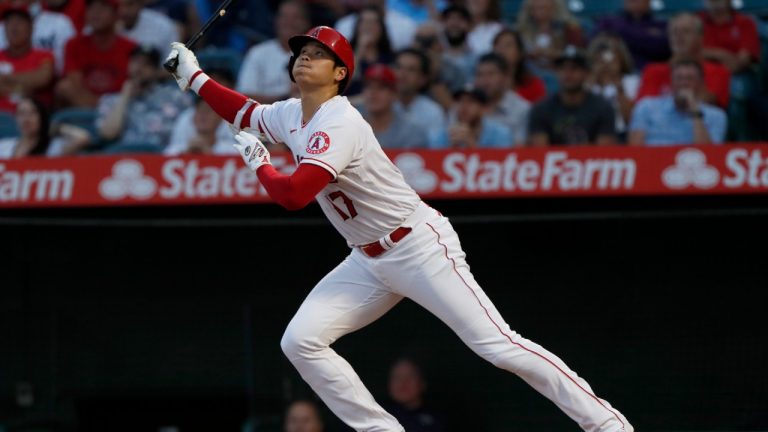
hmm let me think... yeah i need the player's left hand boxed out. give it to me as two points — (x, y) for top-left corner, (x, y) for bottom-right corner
(233, 131), (271, 171)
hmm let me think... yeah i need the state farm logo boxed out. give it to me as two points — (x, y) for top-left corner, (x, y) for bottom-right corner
(662, 148), (719, 190)
(394, 153), (437, 193)
(99, 159), (157, 200)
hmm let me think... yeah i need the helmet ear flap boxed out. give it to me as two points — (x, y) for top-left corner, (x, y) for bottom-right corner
(288, 55), (297, 83)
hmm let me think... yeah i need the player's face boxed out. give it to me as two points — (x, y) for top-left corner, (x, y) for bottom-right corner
(293, 41), (347, 90)
(284, 402), (323, 432)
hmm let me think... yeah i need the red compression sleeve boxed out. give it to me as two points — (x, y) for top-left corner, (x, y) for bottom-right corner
(196, 77), (257, 128)
(256, 163), (332, 210)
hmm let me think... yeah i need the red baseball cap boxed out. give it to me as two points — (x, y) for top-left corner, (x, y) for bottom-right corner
(364, 64), (397, 89)
(0, 4), (32, 21)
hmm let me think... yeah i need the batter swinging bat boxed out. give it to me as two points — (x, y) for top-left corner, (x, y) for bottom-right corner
(163, 0), (239, 73)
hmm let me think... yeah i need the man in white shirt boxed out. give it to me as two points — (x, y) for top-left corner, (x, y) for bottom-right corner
(335, 0), (417, 51)
(236, 0), (310, 103)
(0, 0), (75, 72)
(117, 0), (179, 58)
(393, 48), (446, 139)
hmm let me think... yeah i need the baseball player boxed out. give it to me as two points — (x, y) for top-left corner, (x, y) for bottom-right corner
(165, 27), (633, 432)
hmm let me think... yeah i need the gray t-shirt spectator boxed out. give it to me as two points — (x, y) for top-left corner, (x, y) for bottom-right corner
(358, 106), (429, 149)
(528, 93), (616, 145)
(487, 90), (531, 146)
(394, 95), (446, 140)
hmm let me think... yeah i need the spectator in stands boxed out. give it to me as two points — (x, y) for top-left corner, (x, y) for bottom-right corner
(473, 53), (530, 145)
(117, 0), (179, 58)
(636, 13), (731, 108)
(347, 5), (395, 96)
(56, 0), (136, 107)
(412, 20), (469, 110)
(0, 0), (75, 73)
(440, 5), (476, 83)
(466, 0), (503, 55)
(516, 0), (585, 69)
(0, 97), (49, 157)
(236, 0), (310, 104)
(96, 46), (191, 149)
(393, 48), (446, 139)
(593, 0), (671, 70)
(429, 85), (513, 148)
(386, 0), (444, 24)
(0, 5), (55, 113)
(586, 33), (640, 141)
(699, 0), (761, 74)
(383, 357), (446, 432)
(528, 46), (617, 146)
(492, 28), (547, 103)
(42, 0), (86, 32)
(144, 0), (194, 41)
(335, 0), (417, 51)
(0, 96), (90, 157)
(629, 59), (726, 146)
(360, 63), (428, 148)
(283, 399), (324, 432)
(165, 68), (237, 156)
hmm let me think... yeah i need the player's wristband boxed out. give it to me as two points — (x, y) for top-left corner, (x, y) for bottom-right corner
(190, 71), (209, 93)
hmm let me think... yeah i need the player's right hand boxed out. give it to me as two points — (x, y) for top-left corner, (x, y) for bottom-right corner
(166, 42), (201, 91)
(233, 131), (272, 172)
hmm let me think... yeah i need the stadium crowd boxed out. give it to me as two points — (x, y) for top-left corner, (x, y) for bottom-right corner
(0, 0), (766, 159)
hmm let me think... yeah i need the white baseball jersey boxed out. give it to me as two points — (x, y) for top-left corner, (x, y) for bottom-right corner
(247, 96), (421, 246)
(237, 94), (633, 432)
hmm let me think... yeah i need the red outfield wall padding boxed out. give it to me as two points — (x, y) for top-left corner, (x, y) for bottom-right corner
(1, 144), (767, 208)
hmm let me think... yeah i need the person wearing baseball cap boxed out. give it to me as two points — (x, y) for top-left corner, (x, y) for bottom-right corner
(360, 63), (428, 148)
(528, 45), (618, 146)
(166, 25), (634, 432)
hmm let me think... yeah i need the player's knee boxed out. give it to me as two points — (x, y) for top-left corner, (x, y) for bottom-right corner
(280, 326), (324, 359)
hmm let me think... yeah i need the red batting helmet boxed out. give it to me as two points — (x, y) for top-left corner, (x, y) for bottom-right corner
(288, 26), (355, 94)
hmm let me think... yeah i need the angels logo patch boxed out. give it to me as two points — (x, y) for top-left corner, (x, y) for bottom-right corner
(307, 131), (331, 154)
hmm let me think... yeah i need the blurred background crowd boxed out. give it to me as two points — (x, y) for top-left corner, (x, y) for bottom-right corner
(0, 0), (767, 159)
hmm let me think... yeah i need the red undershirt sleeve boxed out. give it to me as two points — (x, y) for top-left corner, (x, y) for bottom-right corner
(195, 74), (257, 129)
(256, 163), (332, 210)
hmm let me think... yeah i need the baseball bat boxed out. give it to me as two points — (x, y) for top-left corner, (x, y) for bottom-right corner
(163, 0), (239, 73)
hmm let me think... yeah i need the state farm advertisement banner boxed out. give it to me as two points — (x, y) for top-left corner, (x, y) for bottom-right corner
(0, 145), (767, 208)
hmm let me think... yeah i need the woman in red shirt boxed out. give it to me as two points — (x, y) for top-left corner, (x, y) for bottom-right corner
(492, 28), (547, 103)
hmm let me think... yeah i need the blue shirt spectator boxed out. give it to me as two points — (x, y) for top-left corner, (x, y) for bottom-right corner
(629, 59), (727, 146)
(393, 48), (447, 139)
(629, 95), (726, 146)
(428, 86), (514, 148)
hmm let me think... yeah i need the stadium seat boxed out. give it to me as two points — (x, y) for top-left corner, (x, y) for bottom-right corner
(733, 0), (768, 18)
(0, 111), (17, 138)
(196, 47), (243, 78)
(51, 108), (98, 140)
(102, 142), (163, 154)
